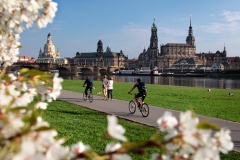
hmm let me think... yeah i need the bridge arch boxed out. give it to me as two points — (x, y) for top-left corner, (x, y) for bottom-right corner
(58, 66), (71, 75)
(81, 68), (93, 75)
(99, 68), (107, 75)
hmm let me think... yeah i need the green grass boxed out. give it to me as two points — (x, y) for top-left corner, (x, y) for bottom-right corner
(41, 100), (240, 160)
(41, 100), (161, 159)
(62, 79), (240, 122)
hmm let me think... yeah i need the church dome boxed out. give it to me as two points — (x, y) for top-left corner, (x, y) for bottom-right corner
(43, 32), (56, 57)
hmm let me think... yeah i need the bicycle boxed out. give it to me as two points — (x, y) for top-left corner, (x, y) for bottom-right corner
(83, 86), (95, 102)
(128, 93), (149, 117)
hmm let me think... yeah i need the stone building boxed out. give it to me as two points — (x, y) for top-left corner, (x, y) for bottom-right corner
(159, 18), (202, 71)
(73, 40), (128, 70)
(36, 32), (68, 64)
(195, 47), (228, 71)
(137, 18), (203, 71)
(137, 18), (240, 72)
(18, 56), (36, 63)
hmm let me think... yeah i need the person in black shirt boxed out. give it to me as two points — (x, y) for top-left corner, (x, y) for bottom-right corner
(128, 78), (147, 107)
(83, 76), (93, 96)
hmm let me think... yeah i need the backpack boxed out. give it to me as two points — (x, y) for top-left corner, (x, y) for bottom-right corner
(87, 78), (93, 86)
(88, 78), (93, 84)
(137, 82), (147, 92)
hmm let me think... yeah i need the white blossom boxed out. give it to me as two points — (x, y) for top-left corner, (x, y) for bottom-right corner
(105, 142), (122, 153)
(193, 147), (220, 160)
(70, 141), (90, 155)
(157, 111), (178, 131)
(0, 0), (57, 66)
(107, 115), (127, 142)
(0, 90), (13, 107)
(1, 113), (24, 138)
(105, 142), (131, 160)
(35, 101), (48, 110)
(214, 128), (234, 154)
(179, 110), (199, 131)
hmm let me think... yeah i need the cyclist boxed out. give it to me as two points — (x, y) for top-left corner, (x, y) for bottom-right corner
(128, 78), (147, 108)
(83, 76), (93, 97)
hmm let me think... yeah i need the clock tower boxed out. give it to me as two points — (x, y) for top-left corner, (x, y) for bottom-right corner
(150, 18), (158, 49)
(186, 17), (195, 46)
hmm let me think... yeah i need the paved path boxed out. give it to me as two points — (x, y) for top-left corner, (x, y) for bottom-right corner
(59, 90), (240, 152)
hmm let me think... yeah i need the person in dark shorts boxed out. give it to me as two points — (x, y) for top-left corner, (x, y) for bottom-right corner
(83, 76), (93, 96)
(128, 78), (147, 107)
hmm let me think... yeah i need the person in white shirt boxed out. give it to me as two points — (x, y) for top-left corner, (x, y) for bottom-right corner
(102, 75), (108, 100)
(107, 77), (114, 100)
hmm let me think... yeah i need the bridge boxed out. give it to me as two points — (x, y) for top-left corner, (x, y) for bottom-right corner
(9, 62), (120, 76)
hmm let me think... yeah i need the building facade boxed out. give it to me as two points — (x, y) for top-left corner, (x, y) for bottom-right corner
(136, 18), (240, 72)
(159, 18), (203, 71)
(73, 40), (128, 70)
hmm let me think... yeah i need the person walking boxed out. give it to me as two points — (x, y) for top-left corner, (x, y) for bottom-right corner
(102, 75), (108, 100)
(107, 77), (114, 100)
(83, 76), (93, 97)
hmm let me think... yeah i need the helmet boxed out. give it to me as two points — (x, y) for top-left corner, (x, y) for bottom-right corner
(137, 78), (141, 82)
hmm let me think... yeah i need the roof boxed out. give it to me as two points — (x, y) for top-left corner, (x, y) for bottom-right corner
(37, 58), (67, 60)
(75, 52), (98, 58)
(75, 52), (122, 58)
(163, 43), (192, 47)
(172, 58), (196, 65)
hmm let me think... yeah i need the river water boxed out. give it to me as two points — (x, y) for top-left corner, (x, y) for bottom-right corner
(63, 75), (240, 90)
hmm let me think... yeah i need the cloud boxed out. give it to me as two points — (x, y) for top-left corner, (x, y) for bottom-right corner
(197, 10), (240, 33)
(222, 10), (240, 22)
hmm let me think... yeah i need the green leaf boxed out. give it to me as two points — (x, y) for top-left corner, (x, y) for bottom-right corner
(197, 120), (220, 130)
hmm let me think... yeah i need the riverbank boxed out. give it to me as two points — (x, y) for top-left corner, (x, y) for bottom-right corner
(111, 71), (240, 78)
(62, 79), (240, 122)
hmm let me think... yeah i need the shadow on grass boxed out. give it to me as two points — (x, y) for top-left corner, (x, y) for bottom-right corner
(46, 108), (107, 116)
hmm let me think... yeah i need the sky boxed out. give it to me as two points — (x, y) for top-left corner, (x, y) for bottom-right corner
(20, 0), (240, 59)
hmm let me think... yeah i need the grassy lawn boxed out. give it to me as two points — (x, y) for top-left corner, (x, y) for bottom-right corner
(42, 100), (240, 159)
(41, 100), (162, 159)
(62, 79), (240, 122)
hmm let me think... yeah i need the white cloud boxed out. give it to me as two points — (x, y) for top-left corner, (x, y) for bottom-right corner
(196, 10), (240, 33)
(222, 10), (240, 22)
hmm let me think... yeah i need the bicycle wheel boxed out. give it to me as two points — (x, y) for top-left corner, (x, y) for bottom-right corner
(88, 92), (93, 102)
(140, 103), (149, 117)
(83, 92), (87, 101)
(129, 100), (136, 114)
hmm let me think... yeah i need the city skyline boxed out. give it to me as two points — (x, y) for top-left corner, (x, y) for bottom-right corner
(20, 0), (240, 59)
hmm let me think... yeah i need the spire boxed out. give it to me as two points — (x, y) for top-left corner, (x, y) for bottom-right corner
(150, 18), (158, 49)
(190, 15), (192, 28)
(186, 16), (195, 46)
(47, 32), (52, 43)
(152, 17), (156, 28)
(48, 31), (51, 37)
(189, 16), (192, 34)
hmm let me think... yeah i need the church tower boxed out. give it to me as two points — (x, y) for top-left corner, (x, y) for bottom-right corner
(149, 18), (158, 49)
(97, 39), (103, 59)
(145, 18), (159, 69)
(186, 17), (195, 46)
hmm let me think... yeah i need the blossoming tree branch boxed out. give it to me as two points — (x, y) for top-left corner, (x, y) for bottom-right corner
(0, 1), (233, 160)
